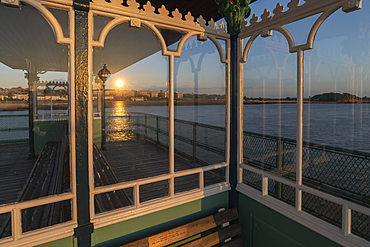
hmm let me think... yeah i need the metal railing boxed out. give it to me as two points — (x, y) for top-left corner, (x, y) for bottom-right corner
(242, 131), (370, 242)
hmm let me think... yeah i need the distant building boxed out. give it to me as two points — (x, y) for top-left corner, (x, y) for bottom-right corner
(120, 90), (136, 97)
(159, 90), (168, 98)
(175, 92), (183, 99)
(13, 94), (28, 100)
(139, 91), (159, 98)
(130, 96), (145, 102)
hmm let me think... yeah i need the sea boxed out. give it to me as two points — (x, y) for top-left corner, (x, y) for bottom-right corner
(1, 103), (369, 153)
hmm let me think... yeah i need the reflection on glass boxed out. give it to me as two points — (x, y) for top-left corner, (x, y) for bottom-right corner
(243, 33), (297, 177)
(0, 4), (70, 236)
(174, 36), (226, 186)
(302, 7), (369, 240)
(243, 5), (370, 241)
(92, 21), (170, 208)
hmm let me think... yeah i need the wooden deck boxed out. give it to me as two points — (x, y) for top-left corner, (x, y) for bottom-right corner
(0, 143), (35, 204)
(0, 138), (224, 207)
(99, 137), (225, 204)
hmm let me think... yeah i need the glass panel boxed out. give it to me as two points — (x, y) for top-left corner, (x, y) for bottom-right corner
(140, 180), (169, 203)
(302, 7), (369, 240)
(302, 192), (341, 228)
(21, 200), (71, 232)
(47, 7), (69, 38)
(268, 179), (295, 206)
(93, 20), (169, 194)
(175, 174), (199, 193)
(93, 15), (113, 41)
(174, 36), (226, 185)
(0, 213), (11, 239)
(243, 170), (261, 191)
(204, 167), (225, 187)
(159, 28), (185, 52)
(243, 33), (296, 181)
(352, 210), (370, 241)
(0, 3), (70, 210)
(95, 188), (134, 214)
(303, 5), (369, 209)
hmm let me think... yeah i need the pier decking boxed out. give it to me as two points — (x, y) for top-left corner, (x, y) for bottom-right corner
(0, 138), (224, 207)
(0, 143), (35, 204)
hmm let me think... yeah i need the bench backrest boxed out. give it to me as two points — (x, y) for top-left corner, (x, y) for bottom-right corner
(122, 208), (242, 247)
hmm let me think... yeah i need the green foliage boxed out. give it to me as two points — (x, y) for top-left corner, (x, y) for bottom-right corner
(216, 0), (251, 35)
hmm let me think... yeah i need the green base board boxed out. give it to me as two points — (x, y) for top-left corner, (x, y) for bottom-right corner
(238, 193), (340, 247)
(37, 192), (228, 247)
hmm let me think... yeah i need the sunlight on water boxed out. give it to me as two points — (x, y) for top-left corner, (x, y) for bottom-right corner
(106, 101), (135, 142)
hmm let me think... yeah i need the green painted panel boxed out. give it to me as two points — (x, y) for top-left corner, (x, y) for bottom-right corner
(94, 117), (102, 149)
(37, 236), (75, 247)
(238, 194), (341, 247)
(34, 120), (67, 155)
(93, 192), (228, 246)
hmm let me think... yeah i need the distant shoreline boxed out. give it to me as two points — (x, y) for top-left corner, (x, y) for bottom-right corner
(1, 100), (368, 111)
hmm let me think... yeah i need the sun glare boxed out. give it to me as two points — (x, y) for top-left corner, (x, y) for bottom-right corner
(115, 80), (124, 88)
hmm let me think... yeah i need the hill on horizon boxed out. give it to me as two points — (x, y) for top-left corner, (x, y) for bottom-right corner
(311, 92), (368, 102)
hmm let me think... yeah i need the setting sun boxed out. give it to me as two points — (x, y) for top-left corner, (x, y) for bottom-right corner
(115, 80), (124, 88)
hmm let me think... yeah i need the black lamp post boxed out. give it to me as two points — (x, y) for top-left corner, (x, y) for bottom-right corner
(98, 64), (111, 149)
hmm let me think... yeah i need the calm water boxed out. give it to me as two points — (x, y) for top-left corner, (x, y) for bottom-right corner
(1, 104), (369, 152)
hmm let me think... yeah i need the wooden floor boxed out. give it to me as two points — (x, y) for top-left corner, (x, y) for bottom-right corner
(101, 137), (225, 202)
(0, 143), (35, 204)
(0, 138), (224, 206)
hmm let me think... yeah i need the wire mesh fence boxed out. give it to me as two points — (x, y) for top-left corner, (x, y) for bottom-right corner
(0, 114), (29, 143)
(243, 131), (370, 240)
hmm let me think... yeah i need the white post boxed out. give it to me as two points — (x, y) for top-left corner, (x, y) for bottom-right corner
(134, 184), (140, 208)
(342, 205), (351, 236)
(12, 208), (21, 240)
(169, 55), (175, 197)
(296, 49), (304, 211)
(262, 176), (268, 196)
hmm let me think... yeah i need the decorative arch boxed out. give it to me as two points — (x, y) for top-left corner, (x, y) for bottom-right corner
(92, 15), (228, 64)
(306, 6), (340, 50)
(21, 0), (71, 44)
(92, 16), (170, 58)
(242, 26), (294, 63)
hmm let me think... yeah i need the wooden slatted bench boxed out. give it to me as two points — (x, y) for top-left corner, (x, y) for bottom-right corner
(122, 208), (242, 247)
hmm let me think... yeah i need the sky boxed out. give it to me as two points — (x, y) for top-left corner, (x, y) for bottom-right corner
(0, 0), (369, 99)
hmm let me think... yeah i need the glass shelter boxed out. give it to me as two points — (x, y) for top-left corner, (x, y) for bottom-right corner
(0, 0), (368, 246)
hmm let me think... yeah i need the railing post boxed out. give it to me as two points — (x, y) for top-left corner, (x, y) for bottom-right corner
(156, 115), (159, 144)
(342, 205), (351, 236)
(276, 138), (283, 199)
(193, 122), (197, 160)
(145, 114), (148, 138)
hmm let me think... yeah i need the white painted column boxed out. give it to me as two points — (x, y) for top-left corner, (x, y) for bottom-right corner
(169, 55), (175, 197)
(296, 49), (304, 211)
